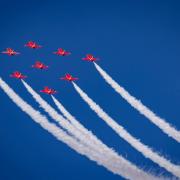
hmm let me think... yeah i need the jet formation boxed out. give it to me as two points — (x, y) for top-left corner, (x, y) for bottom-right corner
(1, 41), (99, 95)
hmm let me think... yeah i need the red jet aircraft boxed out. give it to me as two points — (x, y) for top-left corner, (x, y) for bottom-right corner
(53, 48), (71, 56)
(25, 41), (42, 49)
(60, 74), (78, 82)
(10, 71), (27, 79)
(40, 87), (57, 95)
(32, 61), (48, 69)
(82, 54), (99, 62)
(2, 48), (20, 56)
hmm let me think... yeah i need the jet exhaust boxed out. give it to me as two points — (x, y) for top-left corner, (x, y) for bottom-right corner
(94, 63), (180, 143)
(21, 80), (160, 179)
(72, 82), (180, 178)
(0, 77), (159, 180)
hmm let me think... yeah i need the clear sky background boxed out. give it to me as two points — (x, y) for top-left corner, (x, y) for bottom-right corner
(0, 0), (180, 179)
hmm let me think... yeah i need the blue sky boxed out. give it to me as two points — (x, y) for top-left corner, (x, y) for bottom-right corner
(0, 0), (180, 179)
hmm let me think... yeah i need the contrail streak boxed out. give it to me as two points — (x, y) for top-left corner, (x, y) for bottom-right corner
(22, 80), (95, 147)
(51, 95), (106, 147)
(22, 80), (149, 174)
(0, 78), (160, 180)
(94, 62), (180, 143)
(21, 80), (161, 180)
(51, 95), (130, 166)
(72, 82), (180, 178)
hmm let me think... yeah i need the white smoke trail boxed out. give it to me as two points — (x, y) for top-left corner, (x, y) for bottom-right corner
(51, 95), (104, 145)
(94, 62), (180, 143)
(22, 79), (145, 174)
(21, 80), (96, 148)
(0, 78), (159, 180)
(21, 80), (163, 179)
(51, 95), (129, 165)
(72, 82), (180, 178)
